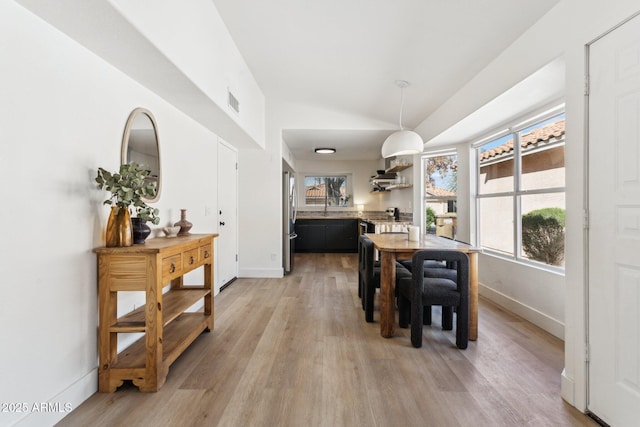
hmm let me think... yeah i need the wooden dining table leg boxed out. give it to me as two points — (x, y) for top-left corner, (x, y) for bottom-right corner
(380, 251), (396, 338)
(468, 252), (478, 341)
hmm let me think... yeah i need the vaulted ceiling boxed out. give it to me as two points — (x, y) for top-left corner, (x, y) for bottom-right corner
(15, 0), (563, 160)
(212, 0), (562, 160)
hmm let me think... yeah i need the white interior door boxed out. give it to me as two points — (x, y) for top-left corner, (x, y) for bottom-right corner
(217, 140), (238, 293)
(588, 12), (640, 426)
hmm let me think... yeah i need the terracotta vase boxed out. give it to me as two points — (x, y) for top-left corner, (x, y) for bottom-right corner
(106, 206), (133, 247)
(131, 217), (151, 244)
(174, 209), (193, 235)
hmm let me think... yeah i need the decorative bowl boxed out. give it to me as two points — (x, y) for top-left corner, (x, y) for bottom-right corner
(162, 226), (181, 238)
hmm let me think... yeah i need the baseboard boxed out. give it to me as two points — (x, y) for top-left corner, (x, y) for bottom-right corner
(16, 369), (96, 427)
(561, 368), (576, 406)
(479, 283), (565, 340)
(239, 267), (284, 278)
(220, 277), (237, 291)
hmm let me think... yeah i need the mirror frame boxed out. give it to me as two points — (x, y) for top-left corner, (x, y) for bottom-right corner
(121, 107), (161, 203)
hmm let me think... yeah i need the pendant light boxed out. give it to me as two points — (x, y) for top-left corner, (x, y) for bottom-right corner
(381, 80), (424, 158)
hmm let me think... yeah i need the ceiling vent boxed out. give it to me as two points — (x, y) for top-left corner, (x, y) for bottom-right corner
(228, 90), (240, 114)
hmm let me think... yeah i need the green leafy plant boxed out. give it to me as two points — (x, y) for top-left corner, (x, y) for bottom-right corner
(426, 207), (436, 233)
(521, 207), (565, 266)
(95, 162), (160, 225)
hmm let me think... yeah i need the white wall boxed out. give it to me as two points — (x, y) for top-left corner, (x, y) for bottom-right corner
(0, 2), (225, 425)
(15, 0), (266, 151)
(238, 97), (284, 278)
(109, 0), (266, 147)
(478, 256), (566, 338)
(282, 140), (297, 172)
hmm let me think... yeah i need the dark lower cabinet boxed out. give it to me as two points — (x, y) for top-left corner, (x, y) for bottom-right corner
(295, 219), (358, 253)
(295, 222), (325, 252)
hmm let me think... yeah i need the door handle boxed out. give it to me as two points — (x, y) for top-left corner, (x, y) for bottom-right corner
(219, 221), (226, 226)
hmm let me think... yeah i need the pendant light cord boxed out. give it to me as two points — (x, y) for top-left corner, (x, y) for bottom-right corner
(381, 80), (422, 158)
(396, 81), (409, 131)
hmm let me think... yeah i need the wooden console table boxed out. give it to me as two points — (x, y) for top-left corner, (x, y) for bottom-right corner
(94, 233), (218, 392)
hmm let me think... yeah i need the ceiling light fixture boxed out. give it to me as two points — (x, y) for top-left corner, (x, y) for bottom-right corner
(315, 148), (336, 154)
(381, 80), (424, 158)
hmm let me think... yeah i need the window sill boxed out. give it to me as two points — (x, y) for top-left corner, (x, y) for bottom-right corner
(480, 249), (565, 276)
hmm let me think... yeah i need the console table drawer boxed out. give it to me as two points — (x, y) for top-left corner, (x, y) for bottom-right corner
(184, 248), (199, 269)
(107, 255), (147, 291)
(200, 244), (212, 262)
(163, 254), (182, 277)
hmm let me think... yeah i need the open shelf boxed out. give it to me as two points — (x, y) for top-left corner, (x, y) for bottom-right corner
(369, 163), (413, 192)
(386, 163), (412, 173)
(384, 184), (412, 190)
(112, 313), (210, 369)
(112, 287), (210, 332)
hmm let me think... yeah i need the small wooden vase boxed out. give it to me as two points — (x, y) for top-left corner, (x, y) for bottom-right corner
(106, 206), (133, 247)
(174, 209), (193, 235)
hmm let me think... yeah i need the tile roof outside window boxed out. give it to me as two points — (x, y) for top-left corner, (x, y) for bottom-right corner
(479, 118), (565, 162)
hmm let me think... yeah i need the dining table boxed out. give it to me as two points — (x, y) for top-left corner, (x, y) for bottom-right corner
(365, 233), (481, 340)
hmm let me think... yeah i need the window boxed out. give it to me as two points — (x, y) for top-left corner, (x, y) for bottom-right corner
(476, 110), (565, 269)
(303, 175), (352, 207)
(423, 152), (457, 236)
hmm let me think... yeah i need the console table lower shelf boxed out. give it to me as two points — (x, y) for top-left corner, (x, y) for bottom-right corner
(106, 294), (211, 392)
(94, 234), (217, 392)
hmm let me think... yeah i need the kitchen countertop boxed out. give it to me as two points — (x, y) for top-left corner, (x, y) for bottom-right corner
(296, 216), (359, 220)
(296, 216), (412, 223)
(361, 218), (413, 224)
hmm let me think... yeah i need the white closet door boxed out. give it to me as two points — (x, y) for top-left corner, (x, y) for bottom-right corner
(217, 140), (238, 293)
(588, 12), (640, 426)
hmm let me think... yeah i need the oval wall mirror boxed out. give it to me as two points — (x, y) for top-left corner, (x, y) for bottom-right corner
(121, 107), (161, 203)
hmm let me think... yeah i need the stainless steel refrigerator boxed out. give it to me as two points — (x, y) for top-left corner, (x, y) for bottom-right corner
(283, 170), (297, 273)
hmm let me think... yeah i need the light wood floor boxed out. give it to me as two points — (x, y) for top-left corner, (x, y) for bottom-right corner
(59, 253), (596, 427)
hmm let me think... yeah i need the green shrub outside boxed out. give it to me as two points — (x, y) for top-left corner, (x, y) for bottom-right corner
(426, 207), (436, 234)
(521, 207), (565, 266)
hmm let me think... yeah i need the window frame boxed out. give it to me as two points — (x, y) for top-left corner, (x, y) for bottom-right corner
(474, 106), (566, 273)
(300, 173), (354, 209)
(422, 150), (458, 235)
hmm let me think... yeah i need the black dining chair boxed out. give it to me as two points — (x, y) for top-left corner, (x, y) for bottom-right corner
(397, 258), (456, 327)
(397, 236), (469, 327)
(357, 234), (373, 309)
(397, 250), (469, 349)
(358, 235), (365, 302)
(359, 235), (411, 322)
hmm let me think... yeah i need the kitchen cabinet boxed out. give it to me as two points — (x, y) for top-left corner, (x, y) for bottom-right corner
(295, 219), (358, 253)
(295, 221), (325, 252)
